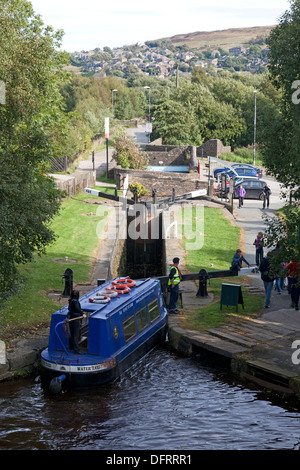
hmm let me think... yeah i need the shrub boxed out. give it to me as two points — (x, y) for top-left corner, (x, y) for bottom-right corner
(112, 129), (147, 169)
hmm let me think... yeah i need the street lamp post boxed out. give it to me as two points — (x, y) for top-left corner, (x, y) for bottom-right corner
(112, 89), (118, 117)
(253, 90), (257, 166)
(144, 86), (151, 143)
(144, 86), (150, 121)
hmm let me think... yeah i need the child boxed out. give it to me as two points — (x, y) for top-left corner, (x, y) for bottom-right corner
(253, 232), (264, 266)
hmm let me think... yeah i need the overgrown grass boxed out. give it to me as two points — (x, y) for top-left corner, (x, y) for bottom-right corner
(1, 191), (112, 336)
(219, 147), (263, 166)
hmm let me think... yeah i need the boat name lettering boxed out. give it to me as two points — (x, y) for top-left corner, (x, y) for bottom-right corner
(77, 364), (104, 371)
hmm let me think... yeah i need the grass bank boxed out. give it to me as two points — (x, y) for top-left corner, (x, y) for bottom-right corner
(1, 200), (264, 339)
(178, 205), (264, 330)
(0, 189), (113, 338)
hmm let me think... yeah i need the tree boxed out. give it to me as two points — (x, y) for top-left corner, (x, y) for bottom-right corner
(262, 0), (300, 197)
(152, 96), (201, 145)
(0, 0), (70, 307)
(262, 205), (300, 278)
(152, 81), (247, 147)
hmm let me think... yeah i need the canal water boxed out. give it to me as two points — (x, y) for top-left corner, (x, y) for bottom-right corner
(1, 344), (300, 450)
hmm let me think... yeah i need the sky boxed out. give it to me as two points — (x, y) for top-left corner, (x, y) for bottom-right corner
(30, 0), (290, 52)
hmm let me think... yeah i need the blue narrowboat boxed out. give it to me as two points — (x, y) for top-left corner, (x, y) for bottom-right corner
(40, 277), (168, 392)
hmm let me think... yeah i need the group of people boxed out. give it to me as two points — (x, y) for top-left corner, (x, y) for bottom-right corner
(237, 182), (271, 209)
(231, 232), (300, 311)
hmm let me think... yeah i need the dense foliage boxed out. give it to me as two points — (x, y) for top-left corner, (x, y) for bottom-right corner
(112, 129), (147, 169)
(59, 74), (149, 158)
(262, 0), (300, 198)
(151, 72), (280, 149)
(0, 0), (69, 306)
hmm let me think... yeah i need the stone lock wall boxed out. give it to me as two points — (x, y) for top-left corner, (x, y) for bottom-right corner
(112, 168), (207, 199)
(145, 138), (231, 168)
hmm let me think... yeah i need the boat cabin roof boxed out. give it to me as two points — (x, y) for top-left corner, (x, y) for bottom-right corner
(48, 277), (166, 358)
(54, 277), (158, 318)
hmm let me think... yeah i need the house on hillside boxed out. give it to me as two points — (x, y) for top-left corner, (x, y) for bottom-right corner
(229, 47), (246, 55)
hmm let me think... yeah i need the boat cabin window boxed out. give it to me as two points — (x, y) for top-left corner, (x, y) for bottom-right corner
(136, 307), (149, 332)
(123, 315), (137, 342)
(148, 299), (160, 323)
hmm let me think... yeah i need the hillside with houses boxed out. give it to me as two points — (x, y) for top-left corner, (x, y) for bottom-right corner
(69, 25), (273, 78)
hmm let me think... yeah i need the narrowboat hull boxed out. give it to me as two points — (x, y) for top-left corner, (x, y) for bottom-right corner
(41, 323), (167, 389)
(40, 277), (168, 391)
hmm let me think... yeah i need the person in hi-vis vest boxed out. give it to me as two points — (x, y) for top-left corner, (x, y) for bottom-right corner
(168, 257), (182, 314)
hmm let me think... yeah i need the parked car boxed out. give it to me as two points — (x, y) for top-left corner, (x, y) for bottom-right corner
(213, 163), (262, 179)
(213, 166), (230, 178)
(231, 163), (262, 178)
(233, 178), (266, 199)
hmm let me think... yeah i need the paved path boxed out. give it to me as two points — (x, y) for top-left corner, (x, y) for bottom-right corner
(233, 174), (283, 267)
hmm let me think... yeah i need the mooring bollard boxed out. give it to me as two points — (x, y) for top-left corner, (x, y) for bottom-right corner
(197, 268), (209, 297)
(62, 268), (73, 297)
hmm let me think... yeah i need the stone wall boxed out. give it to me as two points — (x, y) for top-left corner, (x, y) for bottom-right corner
(145, 145), (193, 167)
(197, 139), (231, 158)
(144, 139), (231, 169)
(112, 168), (207, 199)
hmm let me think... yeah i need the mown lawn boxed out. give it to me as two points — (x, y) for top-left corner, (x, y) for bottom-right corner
(1, 189), (113, 337)
(179, 206), (240, 272)
(177, 205), (264, 330)
(180, 278), (264, 331)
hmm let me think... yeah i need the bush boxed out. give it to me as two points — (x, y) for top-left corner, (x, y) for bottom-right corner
(112, 129), (147, 169)
(129, 182), (149, 197)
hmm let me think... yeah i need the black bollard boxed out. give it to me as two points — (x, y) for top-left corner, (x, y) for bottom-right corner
(62, 268), (73, 297)
(197, 269), (209, 297)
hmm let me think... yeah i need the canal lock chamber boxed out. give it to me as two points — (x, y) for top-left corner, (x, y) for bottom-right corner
(125, 204), (164, 279)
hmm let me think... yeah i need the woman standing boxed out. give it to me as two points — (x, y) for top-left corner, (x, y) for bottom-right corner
(237, 184), (246, 208)
(68, 290), (86, 354)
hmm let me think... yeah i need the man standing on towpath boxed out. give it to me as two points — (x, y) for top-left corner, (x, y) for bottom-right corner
(168, 257), (182, 314)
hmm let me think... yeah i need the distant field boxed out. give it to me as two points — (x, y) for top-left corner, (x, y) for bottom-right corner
(160, 25), (275, 51)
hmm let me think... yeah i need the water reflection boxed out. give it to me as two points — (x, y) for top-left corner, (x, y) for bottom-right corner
(1, 346), (300, 450)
